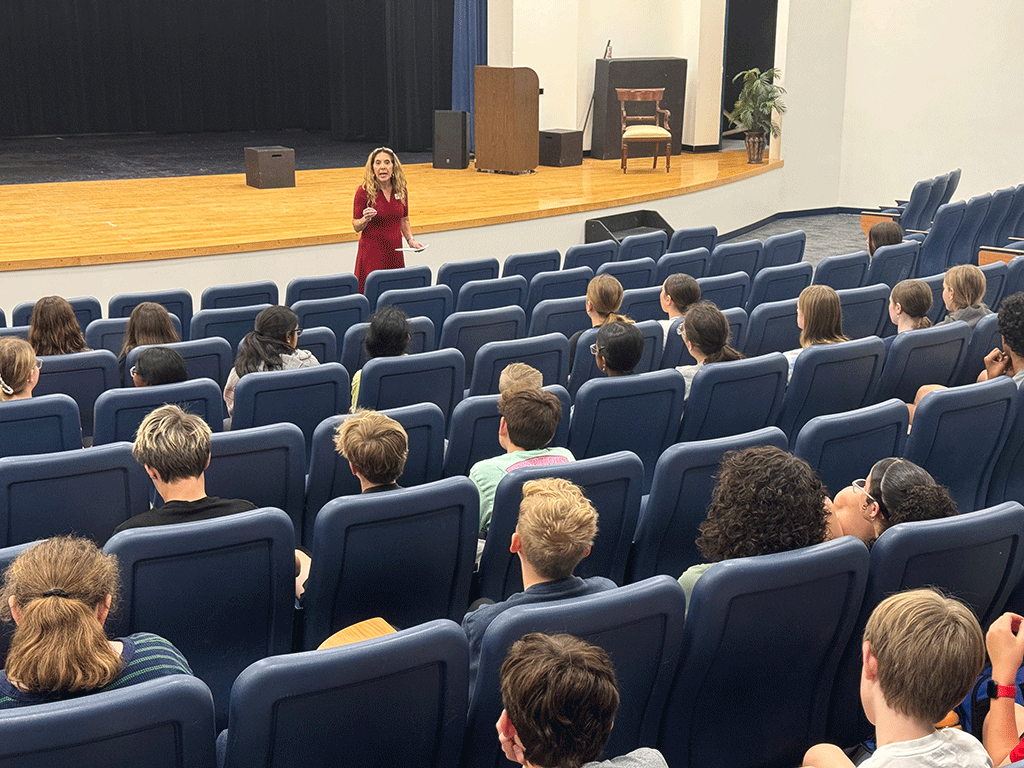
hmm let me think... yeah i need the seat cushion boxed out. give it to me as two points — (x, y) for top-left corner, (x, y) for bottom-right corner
(623, 126), (671, 139)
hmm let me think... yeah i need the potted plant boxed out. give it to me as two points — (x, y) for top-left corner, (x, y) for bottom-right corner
(726, 67), (786, 164)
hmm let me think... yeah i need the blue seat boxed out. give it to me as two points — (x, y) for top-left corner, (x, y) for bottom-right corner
(1000, 255), (1024, 309)
(303, 477), (478, 648)
(975, 187), (1017, 251)
(441, 385), (571, 478)
(376, 284), (453, 346)
(659, 538), (869, 768)
(439, 306), (525, 381)
(563, 239), (618, 271)
(915, 201), (967, 276)
(566, 321), (666, 388)
(997, 183), (1024, 247)
(455, 275), (528, 312)
(231, 363), (350, 454)
(777, 337), (887, 446)
(982, 260), (1008, 310)
(988, 385), (1024, 507)
(679, 353), (789, 442)
(0, 394), (81, 459)
(792, 399), (909, 498)
(596, 257), (658, 290)
(190, 304), (271, 352)
(723, 306), (749, 351)
(221, 620), (468, 768)
(956, 312), (1003, 386)
(619, 285), (664, 321)
(109, 289), (194, 339)
(876, 321), (971, 402)
(656, 247), (711, 282)
(919, 173), (950, 229)
(744, 261), (813, 312)
(812, 250), (870, 290)
(920, 273), (948, 324)
(93, 379), (224, 446)
(880, 178), (934, 232)
(939, 168), (962, 207)
(339, 315), (434, 375)
(127, 337), (234, 389)
(12, 295), (102, 333)
(0, 307), (4, 326)
(478, 451), (644, 601)
(526, 266), (593, 317)
(529, 296), (589, 337)
(201, 280), (278, 310)
(697, 271), (749, 310)
(949, 193), (992, 267)
(0, 441), (149, 546)
(865, 240), (919, 288)
(904, 377), (1018, 513)
(836, 283), (889, 338)
(617, 230), (668, 262)
(0, 326), (25, 341)
(757, 230), (806, 272)
(105, 508), (296, 729)
(356, 347), (465, 421)
(296, 325), (337, 364)
(742, 298), (801, 356)
(660, 316), (695, 368)
(284, 272), (358, 304)
(0, 675), (216, 767)
(34, 349), (119, 438)
(85, 315), (182, 358)
(365, 264), (432, 308)
(465, 577), (686, 768)
(467, 333), (570, 395)
(668, 224), (717, 254)
(708, 239), (761, 277)
(502, 249), (560, 282)
(437, 257), (500, 299)
(290, 294), (370, 354)
(629, 427), (788, 582)
(568, 370), (686, 492)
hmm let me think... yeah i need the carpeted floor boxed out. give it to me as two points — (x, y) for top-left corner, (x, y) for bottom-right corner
(723, 213), (867, 267)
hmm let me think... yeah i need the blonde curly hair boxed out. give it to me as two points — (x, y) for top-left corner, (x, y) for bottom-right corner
(360, 147), (408, 208)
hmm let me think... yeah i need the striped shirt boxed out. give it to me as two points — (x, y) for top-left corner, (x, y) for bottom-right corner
(0, 632), (192, 708)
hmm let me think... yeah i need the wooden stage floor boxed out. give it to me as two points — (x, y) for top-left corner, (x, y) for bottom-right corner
(0, 151), (782, 272)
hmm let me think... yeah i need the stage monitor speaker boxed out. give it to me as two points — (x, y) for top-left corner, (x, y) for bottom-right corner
(245, 146), (295, 188)
(433, 111), (469, 169)
(539, 129), (583, 167)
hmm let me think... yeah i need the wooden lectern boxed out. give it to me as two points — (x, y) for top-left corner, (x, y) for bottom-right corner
(474, 66), (540, 174)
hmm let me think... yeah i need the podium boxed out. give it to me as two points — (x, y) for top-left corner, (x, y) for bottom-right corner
(474, 66), (540, 174)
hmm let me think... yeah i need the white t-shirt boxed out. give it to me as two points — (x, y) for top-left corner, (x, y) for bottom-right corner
(860, 728), (991, 768)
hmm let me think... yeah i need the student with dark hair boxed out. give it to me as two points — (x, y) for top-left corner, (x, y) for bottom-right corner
(129, 347), (188, 387)
(658, 273), (701, 343)
(28, 296), (89, 356)
(350, 305), (410, 407)
(885, 279), (933, 352)
(868, 220), (904, 257)
(674, 300), (744, 391)
(593, 321), (643, 376)
(118, 302), (180, 382)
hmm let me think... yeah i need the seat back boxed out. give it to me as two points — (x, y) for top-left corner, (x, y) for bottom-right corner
(949, 193), (992, 267)
(659, 538), (869, 768)
(0, 675), (216, 768)
(0, 394), (82, 459)
(109, 289), (194, 340)
(529, 296), (589, 338)
(455, 275), (529, 312)
(917, 200), (967, 276)
(222, 620), (468, 768)
(920, 272), (948, 324)
(365, 264), (432, 307)
(915, 175), (946, 229)
(997, 183), (1024, 246)
(777, 337), (887, 443)
(357, 347), (465, 420)
(479, 451), (644, 601)
(339, 316), (434, 374)
(1001, 255), (1024, 309)
(634, 320), (665, 374)
(668, 225), (718, 254)
(127, 337), (234, 389)
(836, 283), (889, 338)
(436, 257), (500, 299)
(956, 312), (1003, 386)
(296, 325), (337, 364)
(200, 281), (278, 309)
(875, 321), (971, 402)
(563, 239), (618, 271)
(982, 260), (1008, 309)
(190, 304), (270, 352)
(744, 261), (813, 312)
(502, 249), (560, 282)
(290, 294), (370, 353)
(812, 250), (870, 290)
(656, 247), (711, 282)
(865, 239), (920, 288)
(708, 239), (761, 277)
(975, 187), (1017, 251)
(567, 322), (661, 390)
(284, 272), (359, 304)
(939, 168), (961, 206)
(904, 377), (1018, 512)
(468, 333), (570, 395)
(105, 509), (296, 729)
(439, 306), (525, 380)
(93, 378), (224, 446)
(757, 230), (806, 272)
(697, 270), (750, 310)
(741, 298), (800, 356)
(660, 316), (694, 368)
(629, 427), (788, 582)
(618, 230), (668, 262)
(13, 296), (101, 333)
(619, 285), (664, 322)
(0, 442), (149, 546)
(0, 326), (29, 340)
(792, 398), (909, 498)
(303, 478), (478, 647)
(526, 266), (593, 317)
(596, 257), (657, 290)
(987, 384), (1024, 507)
(376, 284), (452, 346)
(466, 578), (686, 768)
(34, 349), (119, 438)
(85, 315), (183, 359)
(679, 353), (789, 442)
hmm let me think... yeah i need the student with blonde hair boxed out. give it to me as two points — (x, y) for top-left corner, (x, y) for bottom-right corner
(569, 275), (632, 366)
(334, 409), (409, 493)
(0, 536), (192, 708)
(938, 265), (990, 329)
(28, 296), (89, 356)
(784, 285), (849, 373)
(498, 362), (544, 394)
(0, 337), (41, 401)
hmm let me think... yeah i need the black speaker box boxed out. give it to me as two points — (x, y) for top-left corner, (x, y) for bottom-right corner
(433, 110), (469, 169)
(539, 129), (583, 167)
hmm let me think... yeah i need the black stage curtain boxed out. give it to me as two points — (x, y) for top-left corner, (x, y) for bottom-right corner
(0, 0), (453, 152)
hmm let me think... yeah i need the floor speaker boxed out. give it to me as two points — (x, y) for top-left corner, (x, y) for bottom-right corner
(433, 111), (469, 169)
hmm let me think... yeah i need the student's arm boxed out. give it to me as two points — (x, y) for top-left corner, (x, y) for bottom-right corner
(802, 743), (856, 768)
(984, 613), (1024, 766)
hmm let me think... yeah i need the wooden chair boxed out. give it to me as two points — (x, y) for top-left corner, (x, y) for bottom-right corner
(616, 88), (672, 173)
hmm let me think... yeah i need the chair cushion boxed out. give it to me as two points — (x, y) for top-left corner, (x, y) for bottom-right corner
(623, 126), (671, 139)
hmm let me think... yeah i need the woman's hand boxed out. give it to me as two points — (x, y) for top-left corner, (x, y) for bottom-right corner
(407, 239), (424, 250)
(362, 207), (376, 220)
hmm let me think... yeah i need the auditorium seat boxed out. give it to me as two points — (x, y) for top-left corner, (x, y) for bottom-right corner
(365, 265), (432, 308)
(356, 347), (464, 421)
(619, 285), (664, 322)
(812, 251), (869, 291)
(656, 247), (711, 282)
(284, 272), (359, 304)
(697, 271), (750, 310)
(526, 266), (593, 317)
(596, 257), (658, 291)
(617, 230), (668, 263)
(563, 239), (618, 271)
(190, 304), (270, 353)
(376, 285), (453, 346)
(502, 249), (560, 283)
(200, 280), (278, 310)
(0, 394), (82, 459)
(437, 257), (500, 299)
(528, 296), (589, 337)
(439, 306), (526, 381)
(744, 261), (812, 313)
(863, 240), (919, 289)
(708, 239), (761, 277)
(742, 299), (800, 356)
(757, 230), (806, 272)
(93, 378), (224, 445)
(290, 294), (370, 352)
(668, 225), (717, 255)
(875, 321), (971, 402)
(836, 284), (889, 338)
(109, 289), (194, 340)
(34, 349), (119, 439)
(467, 333), (570, 395)
(455, 275), (528, 312)
(126, 337), (234, 389)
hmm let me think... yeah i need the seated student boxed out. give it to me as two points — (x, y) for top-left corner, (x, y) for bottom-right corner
(333, 409), (408, 493)
(784, 285), (849, 370)
(497, 632), (668, 768)
(658, 273), (701, 343)
(129, 347), (188, 387)
(592, 321), (644, 377)
(569, 275), (630, 367)
(938, 264), (991, 329)
(28, 295), (89, 356)
(979, 611), (1024, 766)
(868, 220), (904, 257)
(885, 279), (933, 351)
(829, 457), (958, 545)
(0, 536), (192, 708)
(0, 337), (40, 402)
(679, 446), (830, 606)
(803, 589), (989, 768)
(469, 387), (574, 536)
(499, 362), (543, 394)
(351, 305), (410, 409)
(463, 479), (616, 692)
(674, 301), (745, 392)
(118, 302), (181, 383)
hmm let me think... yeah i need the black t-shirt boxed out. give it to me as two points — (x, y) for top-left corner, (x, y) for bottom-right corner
(112, 496), (257, 535)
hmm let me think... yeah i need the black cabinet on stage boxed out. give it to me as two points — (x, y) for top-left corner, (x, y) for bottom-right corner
(591, 58), (687, 160)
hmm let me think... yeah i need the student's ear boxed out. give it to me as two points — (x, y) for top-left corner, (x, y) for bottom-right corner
(8, 596), (21, 624)
(510, 531), (522, 554)
(348, 461), (360, 478)
(204, 455), (211, 471)
(581, 547), (591, 559)
(498, 416), (508, 437)
(143, 464), (162, 484)
(862, 640), (878, 681)
(96, 594), (112, 625)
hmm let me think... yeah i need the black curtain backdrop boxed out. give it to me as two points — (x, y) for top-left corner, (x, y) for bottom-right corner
(0, 0), (453, 152)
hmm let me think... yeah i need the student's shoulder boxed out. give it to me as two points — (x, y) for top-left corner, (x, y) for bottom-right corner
(583, 748), (669, 768)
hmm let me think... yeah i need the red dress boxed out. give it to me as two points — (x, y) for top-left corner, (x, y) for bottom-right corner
(353, 185), (408, 293)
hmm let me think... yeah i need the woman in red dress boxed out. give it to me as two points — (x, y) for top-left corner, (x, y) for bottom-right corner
(352, 147), (424, 293)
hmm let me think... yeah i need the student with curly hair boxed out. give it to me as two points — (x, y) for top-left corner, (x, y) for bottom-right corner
(678, 446), (829, 606)
(28, 296), (89, 356)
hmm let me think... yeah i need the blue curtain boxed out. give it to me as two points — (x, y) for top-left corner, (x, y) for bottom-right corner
(451, 0), (487, 151)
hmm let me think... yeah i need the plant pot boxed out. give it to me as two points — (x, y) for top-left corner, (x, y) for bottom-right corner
(744, 131), (767, 164)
